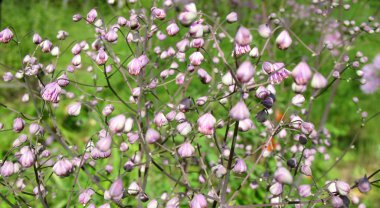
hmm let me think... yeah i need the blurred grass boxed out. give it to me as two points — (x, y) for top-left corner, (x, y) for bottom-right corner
(0, 0), (379, 207)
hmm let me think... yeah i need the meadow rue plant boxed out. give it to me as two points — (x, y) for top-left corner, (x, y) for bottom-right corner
(0, 0), (379, 207)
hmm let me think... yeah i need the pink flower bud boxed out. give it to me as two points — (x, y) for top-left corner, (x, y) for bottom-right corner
(255, 86), (270, 99)
(300, 165), (312, 176)
(166, 22), (179, 36)
(235, 26), (252, 46)
(109, 178), (124, 201)
(262, 61), (275, 74)
(57, 30), (69, 40)
(146, 128), (160, 144)
(3, 72), (13, 82)
(258, 24), (271, 38)
(238, 118), (255, 132)
(127, 58), (143, 75)
(71, 43), (82, 55)
(67, 102), (81, 116)
(292, 61), (312, 85)
(117, 16), (127, 26)
(105, 29), (118, 42)
(178, 141), (195, 158)
(189, 20), (204, 38)
(274, 167), (293, 184)
(269, 182), (283, 195)
(331, 196), (344, 208)
(120, 142), (129, 152)
(229, 100), (250, 121)
(190, 38), (205, 48)
(233, 159), (247, 174)
(197, 113), (216, 135)
(72, 14), (82, 22)
(41, 81), (61, 103)
(357, 177), (371, 193)
(86, 8), (98, 23)
(176, 39), (189, 52)
(178, 3), (197, 25)
(276, 30), (292, 50)
(13, 117), (25, 133)
(53, 158), (74, 177)
(154, 112), (168, 127)
(102, 104), (114, 116)
(292, 83), (307, 93)
(57, 73), (69, 87)
(33, 33), (42, 44)
(151, 7), (166, 20)
(292, 94), (305, 107)
(311, 73), (327, 89)
(298, 185), (311, 197)
(189, 51), (204, 66)
(249, 47), (259, 58)
(336, 181), (350, 196)
(190, 194), (207, 208)
(18, 146), (35, 168)
(96, 135), (112, 152)
(0, 28), (13, 43)
(236, 61), (255, 83)
(96, 48), (108, 65)
(0, 161), (14, 177)
(176, 73), (185, 85)
(109, 114), (126, 133)
(40, 40), (52, 53)
(71, 54), (81, 66)
(197, 68), (212, 84)
(177, 121), (192, 136)
(127, 182), (140, 195)
(226, 12), (238, 23)
(29, 123), (43, 135)
(78, 189), (94, 205)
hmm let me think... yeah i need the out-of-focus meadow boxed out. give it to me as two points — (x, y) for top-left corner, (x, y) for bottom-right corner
(0, 0), (380, 207)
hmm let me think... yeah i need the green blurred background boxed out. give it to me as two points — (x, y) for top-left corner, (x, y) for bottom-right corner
(0, 0), (379, 207)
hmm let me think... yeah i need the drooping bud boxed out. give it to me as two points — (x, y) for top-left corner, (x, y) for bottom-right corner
(226, 12), (238, 23)
(236, 61), (255, 83)
(86, 8), (98, 23)
(127, 58), (143, 75)
(0, 161), (14, 177)
(145, 128), (160, 144)
(32, 33), (42, 44)
(178, 141), (195, 158)
(154, 112), (168, 127)
(189, 51), (204, 66)
(67, 102), (81, 116)
(108, 114), (126, 133)
(357, 176), (371, 193)
(95, 48), (108, 65)
(197, 113), (216, 135)
(190, 194), (207, 208)
(311, 73), (327, 89)
(176, 121), (192, 136)
(109, 178), (124, 201)
(18, 146), (35, 168)
(41, 81), (61, 103)
(269, 182), (283, 195)
(166, 22), (179, 36)
(274, 167), (293, 184)
(276, 30), (292, 50)
(292, 61), (312, 85)
(233, 159), (247, 174)
(0, 28), (14, 43)
(13, 117), (25, 133)
(298, 185), (311, 197)
(229, 100), (250, 121)
(53, 158), (74, 177)
(258, 24), (271, 38)
(127, 182), (140, 195)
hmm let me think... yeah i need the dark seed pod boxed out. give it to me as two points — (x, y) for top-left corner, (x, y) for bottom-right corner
(179, 97), (192, 112)
(287, 158), (297, 168)
(255, 110), (268, 123)
(299, 135), (308, 145)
